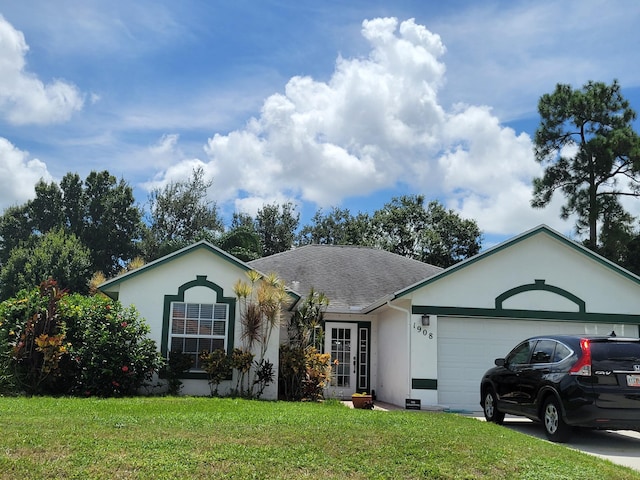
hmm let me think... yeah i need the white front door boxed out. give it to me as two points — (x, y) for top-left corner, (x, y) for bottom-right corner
(325, 322), (359, 398)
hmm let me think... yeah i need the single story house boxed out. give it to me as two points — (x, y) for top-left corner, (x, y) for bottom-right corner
(99, 225), (640, 411)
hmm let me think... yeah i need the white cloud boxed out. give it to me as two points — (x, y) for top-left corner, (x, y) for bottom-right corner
(0, 137), (52, 210)
(0, 15), (83, 125)
(202, 17), (450, 205)
(152, 16), (573, 237)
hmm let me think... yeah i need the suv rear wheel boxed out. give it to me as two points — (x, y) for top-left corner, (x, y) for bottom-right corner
(483, 388), (505, 424)
(542, 396), (572, 442)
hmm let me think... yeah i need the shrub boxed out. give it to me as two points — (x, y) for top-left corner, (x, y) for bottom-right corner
(159, 352), (193, 395)
(302, 348), (332, 401)
(278, 344), (305, 401)
(0, 280), (68, 394)
(58, 293), (164, 396)
(200, 349), (231, 396)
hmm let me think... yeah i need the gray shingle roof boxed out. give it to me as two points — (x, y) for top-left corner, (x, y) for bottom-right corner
(248, 245), (442, 312)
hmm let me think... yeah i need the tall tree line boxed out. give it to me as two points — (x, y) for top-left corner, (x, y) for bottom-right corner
(0, 167), (482, 300)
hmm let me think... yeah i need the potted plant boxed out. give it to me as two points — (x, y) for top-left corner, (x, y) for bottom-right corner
(351, 392), (374, 409)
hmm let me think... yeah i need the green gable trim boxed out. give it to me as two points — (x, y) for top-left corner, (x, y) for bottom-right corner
(99, 241), (252, 293)
(161, 275), (237, 379)
(412, 378), (437, 390)
(396, 225), (640, 300)
(412, 305), (640, 324)
(495, 279), (585, 313)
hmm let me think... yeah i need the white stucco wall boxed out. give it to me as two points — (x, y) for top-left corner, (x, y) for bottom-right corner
(409, 233), (640, 314)
(375, 304), (411, 407)
(102, 245), (280, 399)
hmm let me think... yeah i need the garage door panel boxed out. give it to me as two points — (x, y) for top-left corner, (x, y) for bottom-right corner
(436, 317), (638, 412)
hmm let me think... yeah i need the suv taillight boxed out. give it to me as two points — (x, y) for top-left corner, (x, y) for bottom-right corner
(569, 338), (592, 376)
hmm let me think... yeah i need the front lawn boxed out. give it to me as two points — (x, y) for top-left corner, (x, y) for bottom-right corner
(0, 397), (636, 479)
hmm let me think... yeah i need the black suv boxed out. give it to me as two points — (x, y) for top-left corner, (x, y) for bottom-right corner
(480, 334), (640, 442)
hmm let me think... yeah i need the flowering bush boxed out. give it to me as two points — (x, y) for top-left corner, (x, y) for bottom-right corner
(58, 293), (164, 396)
(0, 282), (163, 396)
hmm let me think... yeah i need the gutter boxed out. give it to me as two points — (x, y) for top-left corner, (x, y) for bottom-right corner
(386, 299), (412, 399)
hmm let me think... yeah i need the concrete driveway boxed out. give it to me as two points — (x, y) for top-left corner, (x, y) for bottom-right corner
(492, 416), (640, 472)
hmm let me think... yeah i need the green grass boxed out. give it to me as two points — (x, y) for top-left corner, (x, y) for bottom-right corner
(0, 397), (637, 479)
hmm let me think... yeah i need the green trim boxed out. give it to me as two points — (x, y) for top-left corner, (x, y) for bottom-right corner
(161, 275), (237, 378)
(412, 305), (640, 324)
(99, 241), (252, 293)
(495, 279), (585, 313)
(357, 321), (371, 393)
(396, 225), (640, 299)
(412, 378), (437, 390)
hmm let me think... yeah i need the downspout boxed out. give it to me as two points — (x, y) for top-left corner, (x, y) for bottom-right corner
(386, 299), (412, 400)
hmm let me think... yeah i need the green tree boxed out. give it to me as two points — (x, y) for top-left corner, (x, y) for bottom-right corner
(216, 226), (262, 262)
(0, 205), (31, 266)
(0, 170), (143, 278)
(297, 207), (373, 246)
(372, 195), (428, 258)
(420, 201), (482, 267)
(142, 167), (223, 261)
(255, 202), (299, 256)
(82, 171), (143, 276)
(215, 212), (263, 261)
(371, 195), (482, 267)
(30, 180), (64, 234)
(0, 229), (92, 300)
(532, 80), (640, 249)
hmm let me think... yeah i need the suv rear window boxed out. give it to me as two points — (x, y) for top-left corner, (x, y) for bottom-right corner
(591, 341), (640, 363)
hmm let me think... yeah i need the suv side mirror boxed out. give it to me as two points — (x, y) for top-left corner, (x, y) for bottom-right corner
(495, 358), (505, 367)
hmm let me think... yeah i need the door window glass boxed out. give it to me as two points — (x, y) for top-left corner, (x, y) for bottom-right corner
(531, 340), (555, 364)
(507, 340), (534, 366)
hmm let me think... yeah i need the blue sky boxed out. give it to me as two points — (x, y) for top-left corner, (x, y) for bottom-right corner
(1, 1), (640, 247)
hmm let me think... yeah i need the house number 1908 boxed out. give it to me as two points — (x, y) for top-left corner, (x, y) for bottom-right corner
(413, 323), (434, 339)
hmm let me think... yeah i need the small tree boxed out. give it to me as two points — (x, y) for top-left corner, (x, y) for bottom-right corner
(233, 270), (288, 398)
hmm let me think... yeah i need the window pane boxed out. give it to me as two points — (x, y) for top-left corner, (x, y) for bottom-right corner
(212, 339), (224, 351)
(187, 303), (199, 319)
(172, 318), (185, 334)
(198, 338), (213, 354)
(200, 304), (213, 319)
(214, 304), (227, 320)
(173, 303), (185, 318)
(186, 319), (198, 335)
(199, 319), (212, 335)
(184, 338), (198, 353)
(213, 320), (226, 336)
(508, 341), (534, 365)
(170, 338), (184, 353)
(531, 340), (555, 364)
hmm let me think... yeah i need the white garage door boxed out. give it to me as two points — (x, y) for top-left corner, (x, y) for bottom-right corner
(436, 317), (638, 412)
